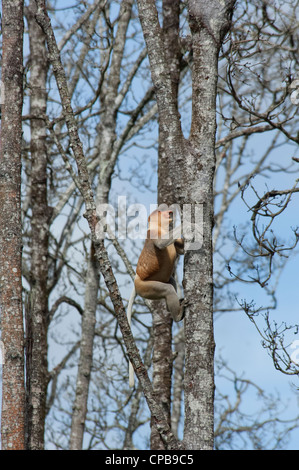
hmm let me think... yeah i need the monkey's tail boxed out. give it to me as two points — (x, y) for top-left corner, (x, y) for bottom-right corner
(129, 360), (135, 388)
(127, 285), (136, 388)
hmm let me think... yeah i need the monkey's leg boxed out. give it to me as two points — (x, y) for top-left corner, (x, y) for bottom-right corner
(168, 276), (185, 321)
(165, 286), (185, 322)
(135, 276), (184, 322)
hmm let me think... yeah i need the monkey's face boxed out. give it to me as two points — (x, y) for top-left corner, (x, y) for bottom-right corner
(149, 210), (173, 230)
(160, 210), (173, 225)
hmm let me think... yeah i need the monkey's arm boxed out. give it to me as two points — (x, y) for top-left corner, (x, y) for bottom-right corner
(154, 223), (202, 251)
(153, 225), (183, 250)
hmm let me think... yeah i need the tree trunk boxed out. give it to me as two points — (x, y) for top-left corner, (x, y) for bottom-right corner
(136, 0), (236, 449)
(182, 0), (235, 450)
(171, 328), (185, 437)
(150, 0), (181, 450)
(0, 0), (25, 450)
(24, 0), (50, 449)
(150, 309), (173, 449)
(69, 244), (99, 450)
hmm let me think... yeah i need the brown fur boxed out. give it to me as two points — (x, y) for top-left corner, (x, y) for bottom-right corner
(136, 233), (177, 282)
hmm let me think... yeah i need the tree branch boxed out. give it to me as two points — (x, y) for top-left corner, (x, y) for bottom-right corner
(34, 0), (183, 450)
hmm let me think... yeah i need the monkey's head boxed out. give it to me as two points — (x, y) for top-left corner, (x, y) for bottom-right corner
(148, 210), (173, 237)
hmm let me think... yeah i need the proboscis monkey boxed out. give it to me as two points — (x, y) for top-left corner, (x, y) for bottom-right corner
(127, 209), (185, 387)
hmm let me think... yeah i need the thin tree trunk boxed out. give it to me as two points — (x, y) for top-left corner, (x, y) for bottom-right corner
(0, 0), (25, 450)
(69, 244), (99, 450)
(123, 329), (154, 449)
(171, 328), (185, 437)
(150, 309), (173, 449)
(24, 0), (50, 449)
(181, 0), (236, 450)
(150, 0), (181, 450)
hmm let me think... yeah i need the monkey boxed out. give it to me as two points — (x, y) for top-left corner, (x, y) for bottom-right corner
(127, 209), (185, 387)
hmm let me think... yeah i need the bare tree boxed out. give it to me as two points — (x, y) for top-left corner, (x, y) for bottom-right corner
(136, 0), (236, 449)
(1, 0), (298, 451)
(215, 0), (299, 384)
(0, 0), (25, 450)
(24, 0), (50, 449)
(214, 359), (299, 450)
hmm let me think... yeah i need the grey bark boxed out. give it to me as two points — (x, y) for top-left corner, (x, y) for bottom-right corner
(25, 0), (49, 449)
(171, 328), (185, 437)
(69, 244), (99, 450)
(150, 0), (181, 450)
(0, 0), (25, 450)
(150, 308), (173, 449)
(182, 0), (235, 450)
(136, 0), (236, 449)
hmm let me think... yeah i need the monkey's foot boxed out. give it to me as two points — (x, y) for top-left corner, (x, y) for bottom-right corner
(176, 298), (186, 322)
